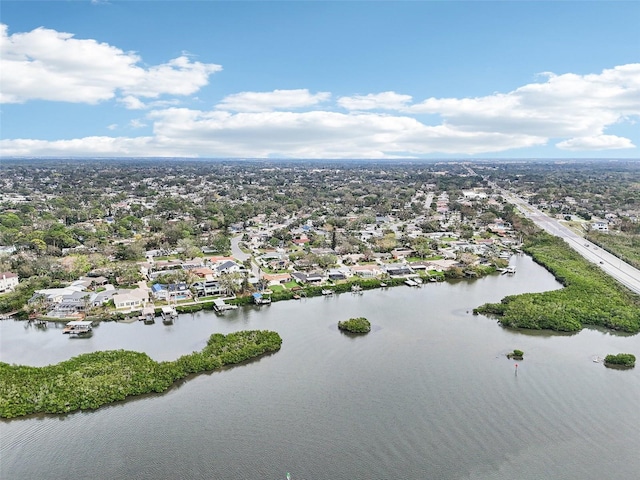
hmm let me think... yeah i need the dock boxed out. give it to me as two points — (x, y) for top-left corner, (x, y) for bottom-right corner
(138, 306), (155, 324)
(252, 292), (272, 305)
(161, 305), (177, 324)
(62, 320), (93, 336)
(214, 298), (238, 313)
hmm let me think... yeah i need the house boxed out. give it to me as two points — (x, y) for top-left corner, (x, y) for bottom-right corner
(0, 272), (19, 294)
(32, 286), (85, 305)
(291, 272), (324, 284)
(261, 273), (292, 285)
(113, 288), (149, 310)
(89, 287), (116, 307)
(327, 268), (349, 281)
(384, 265), (414, 277)
(216, 260), (244, 275)
(391, 248), (414, 259)
(591, 221), (609, 232)
(167, 282), (191, 300)
(151, 283), (168, 300)
(350, 265), (381, 278)
(192, 280), (225, 297)
(182, 258), (205, 270)
(191, 267), (216, 280)
(57, 291), (91, 312)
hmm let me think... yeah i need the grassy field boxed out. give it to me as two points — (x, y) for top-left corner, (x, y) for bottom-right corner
(586, 231), (640, 270)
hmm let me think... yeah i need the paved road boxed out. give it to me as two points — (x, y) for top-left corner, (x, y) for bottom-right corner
(503, 192), (640, 295)
(231, 234), (261, 278)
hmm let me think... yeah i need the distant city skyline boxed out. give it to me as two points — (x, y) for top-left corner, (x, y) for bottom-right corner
(1, 1), (639, 159)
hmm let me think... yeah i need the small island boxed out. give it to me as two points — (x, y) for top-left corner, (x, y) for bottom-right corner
(338, 317), (371, 334)
(506, 349), (524, 360)
(603, 353), (636, 369)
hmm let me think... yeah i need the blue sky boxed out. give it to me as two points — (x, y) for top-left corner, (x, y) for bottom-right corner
(1, 0), (639, 159)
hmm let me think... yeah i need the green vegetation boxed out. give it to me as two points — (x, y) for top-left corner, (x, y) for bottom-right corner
(0, 330), (282, 418)
(586, 232), (640, 271)
(338, 317), (371, 334)
(506, 349), (524, 360)
(474, 232), (640, 333)
(604, 353), (636, 368)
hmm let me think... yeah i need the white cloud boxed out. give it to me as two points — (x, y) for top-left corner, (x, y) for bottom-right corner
(1, 47), (638, 158)
(0, 24), (221, 104)
(119, 95), (146, 110)
(338, 91), (413, 111)
(129, 119), (147, 129)
(216, 89), (330, 112)
(556, 135), (635, 151)
(1, 109), (546, 158)
(407, 64), (640, 143)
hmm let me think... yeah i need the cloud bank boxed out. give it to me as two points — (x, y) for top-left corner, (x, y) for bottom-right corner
(1, 24), (638, 158)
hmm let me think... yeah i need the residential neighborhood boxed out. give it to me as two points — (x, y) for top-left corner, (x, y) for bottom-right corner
(1, 159), (638, 319)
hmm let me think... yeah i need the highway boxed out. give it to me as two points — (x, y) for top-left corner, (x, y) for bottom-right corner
(503, 192), (640, 296)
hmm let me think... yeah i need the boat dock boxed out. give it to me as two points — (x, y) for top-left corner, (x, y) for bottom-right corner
(252, 292), (272, 305)
(62, 320), (93, 336)
(161, 305), (177, 323)
(139, 306), (156, 324)
(214, 298), (238, 312)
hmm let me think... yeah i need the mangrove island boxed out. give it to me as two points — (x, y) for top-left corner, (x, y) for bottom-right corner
(338, 317), (371, 334)
(0, 330), (282, 419)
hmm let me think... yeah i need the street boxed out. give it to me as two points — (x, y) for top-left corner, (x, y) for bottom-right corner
(503, 192), (640, 295)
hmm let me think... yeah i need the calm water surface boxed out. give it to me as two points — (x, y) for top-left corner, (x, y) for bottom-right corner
(1, 255), (639, 480)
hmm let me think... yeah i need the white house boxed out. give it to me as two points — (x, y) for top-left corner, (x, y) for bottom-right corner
(591, 221), (609, 232)
(0, 272), (19, 294)
(113, 287), (149, 310)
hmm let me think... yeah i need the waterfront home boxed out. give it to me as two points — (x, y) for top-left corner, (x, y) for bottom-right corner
(31, 286), (85, 305)
(112, 287), (149, 310)
(192, 280), (225, 297)
(0, 272), (19, 294)
(261, 273), (292, 286)
(349, 264), (381, 278)
(167, 282), (192, 300)
(291, 272), (324, 284)
(327, 268), (349, 281)
(58, 291), (91, 311)
(384, 265), (414, 277)
(151, 283), (168, 300)
(89, 287), (116, 307)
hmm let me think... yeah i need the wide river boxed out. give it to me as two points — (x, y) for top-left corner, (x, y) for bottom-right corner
(1, 255), (639, 480)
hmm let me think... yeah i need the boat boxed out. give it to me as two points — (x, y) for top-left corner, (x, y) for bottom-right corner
(321, 289), (334, 296)
(62, 320), (93, 336)
(380, 282), (388, 287)
(404, 279), (418, 287)
(351, 284), (362, 293)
